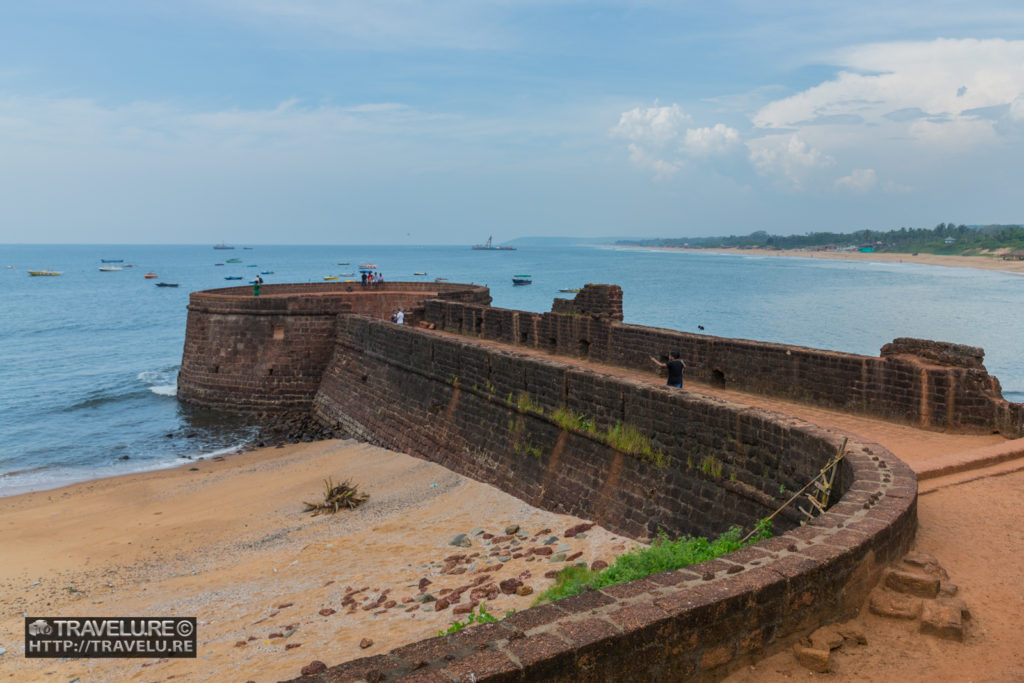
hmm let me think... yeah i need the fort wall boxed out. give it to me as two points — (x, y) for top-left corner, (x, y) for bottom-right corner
(301, 313), (916, 681)
(173, 282), (1009, 679)
(422, 284), (1023, 436)
(177, 282), (490, 411)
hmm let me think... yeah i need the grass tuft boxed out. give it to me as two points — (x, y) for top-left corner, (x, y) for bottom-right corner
(536, 520), (773, 604)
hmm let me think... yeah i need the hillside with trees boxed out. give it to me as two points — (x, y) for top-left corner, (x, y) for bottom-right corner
(616, 224), (1024, 255)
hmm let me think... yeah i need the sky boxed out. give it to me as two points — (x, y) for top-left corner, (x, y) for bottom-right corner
(1, 1), (1024, 245)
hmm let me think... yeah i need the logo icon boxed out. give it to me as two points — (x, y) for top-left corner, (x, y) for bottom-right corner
(28, 619), (52, 636)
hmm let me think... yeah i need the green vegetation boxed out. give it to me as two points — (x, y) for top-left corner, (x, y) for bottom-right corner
(537, 521), (773, 604)
(698, 455), (723, 479)
(550, 406), (594, 433)
(604, 421), (668, 467)
(505, 392), (667, 467)
(514, 390), (543, 413)
(617, 223), (1024, 256)
(436, 603), (509, 636)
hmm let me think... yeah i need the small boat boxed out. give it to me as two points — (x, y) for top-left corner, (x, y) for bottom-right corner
(224, 276), (243, 280)
(358, 263), (377, 269)
(214, 243), (234, 250)
(124, 264), (135, 268)
(414, 271), (427, 276)
(260, 270), (274, 275)
(214, 263), (225, 266)
(100, 259), (124, 263)
(155, 282), (179, 288)
(5, 265), (14, 269)
(339, 272), (354, 276)
(144, 272), (158, 279)
(559, 288), (580, 293)
(243, 246), (253, 250)
(98, 265), (123, 272)
(28, 270), (61, 276)
(512, 274), (532, 285)
(323, 276), (340, 281)
(246, 264), (259, 267)
(434, 277), (449, 282)
(226, 258), (242, 263)
(337, 261), (350, 265)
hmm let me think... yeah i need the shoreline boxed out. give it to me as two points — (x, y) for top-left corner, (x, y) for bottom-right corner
(614, 245), (1024, 274)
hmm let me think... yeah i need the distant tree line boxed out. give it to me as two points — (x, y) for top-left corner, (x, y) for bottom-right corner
(616, 224), (1024, 255)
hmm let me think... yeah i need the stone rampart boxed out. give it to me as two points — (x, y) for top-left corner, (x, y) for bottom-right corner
(297, 314), (917, 681)
(422, 284), (1024, 436)
(177, 282), (490, 411)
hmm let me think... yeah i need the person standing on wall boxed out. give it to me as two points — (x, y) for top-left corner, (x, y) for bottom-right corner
(396, 309), (404, 325)
(253, 274), (263, 297)
(650, 351), (685, 388)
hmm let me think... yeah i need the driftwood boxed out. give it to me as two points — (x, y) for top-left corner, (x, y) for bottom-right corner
(303, 477), (369, 516)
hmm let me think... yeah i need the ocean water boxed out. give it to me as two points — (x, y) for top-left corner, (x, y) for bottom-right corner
(2, 243), (1023, 497)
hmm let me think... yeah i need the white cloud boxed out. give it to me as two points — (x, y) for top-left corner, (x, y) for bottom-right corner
(753, 38), (1024, 150)
(835, 168), (877, 193)
(682, 124), (740, 157)
(748, 135), (834, 190)
(612, 104), (689, 147)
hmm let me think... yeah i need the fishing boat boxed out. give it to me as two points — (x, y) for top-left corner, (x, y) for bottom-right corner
(339, 272), (354, 276)
(155, 282), (179, 288)
(337, 261), (350, 265)
(512, 274), (532, 285)
(98, 265), (123, 272)
(414, 271), (427, 276)
(323, 275), (340, 281)
(226, 258), (242, 263)
(358, 263), (377, 269)
(28, 270), (61, 276)
(260, 270), (274, 275)
(124, 264), (135, 268)
(472, 236), (516, 251)
(434, 277), (449, 282)
(144, 272), (158, 279)
(100, 259), (124, 263)
(214, 263), (225, 266)
(243, 246), (253, 250)
(213, 243), (234, 250)
(224, 276), (243, 280)
(559, 288), (581, 293)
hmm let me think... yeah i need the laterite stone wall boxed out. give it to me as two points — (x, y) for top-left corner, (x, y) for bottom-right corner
(423, 284), (1024, 436)
(297, 314), (917, 682)
(177, 282), (490, 411)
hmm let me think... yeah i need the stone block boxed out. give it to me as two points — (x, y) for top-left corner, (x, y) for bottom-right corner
(920, 601), (964, 642)
(793, 642), (832, 673)
(868, 588), (922, 620)
(884, 568), (940, 598)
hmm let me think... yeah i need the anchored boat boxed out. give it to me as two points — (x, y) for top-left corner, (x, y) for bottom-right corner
(512, 274), (532, 285)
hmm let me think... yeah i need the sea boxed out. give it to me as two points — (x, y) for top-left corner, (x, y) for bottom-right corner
(3, 243), (1023, 498)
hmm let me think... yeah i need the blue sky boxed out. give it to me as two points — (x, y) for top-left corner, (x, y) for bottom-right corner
(2, 2), (1024, 245)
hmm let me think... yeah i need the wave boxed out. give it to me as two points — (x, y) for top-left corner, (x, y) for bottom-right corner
(138, 366), (179, 397)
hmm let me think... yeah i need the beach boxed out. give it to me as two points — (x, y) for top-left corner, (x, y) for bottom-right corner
(0, 440), (636, 682)
(661, 246), (1024, 274)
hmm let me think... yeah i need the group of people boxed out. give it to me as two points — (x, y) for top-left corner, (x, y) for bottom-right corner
(361, 271), (384, 287)
(390, 309), (405, 325)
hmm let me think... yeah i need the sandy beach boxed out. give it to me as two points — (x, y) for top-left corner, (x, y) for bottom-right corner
(633, 246), (1024, 275)
(0, 440), (636, 682)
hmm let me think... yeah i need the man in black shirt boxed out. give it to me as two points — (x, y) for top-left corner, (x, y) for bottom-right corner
(650, 351), (685, 388)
